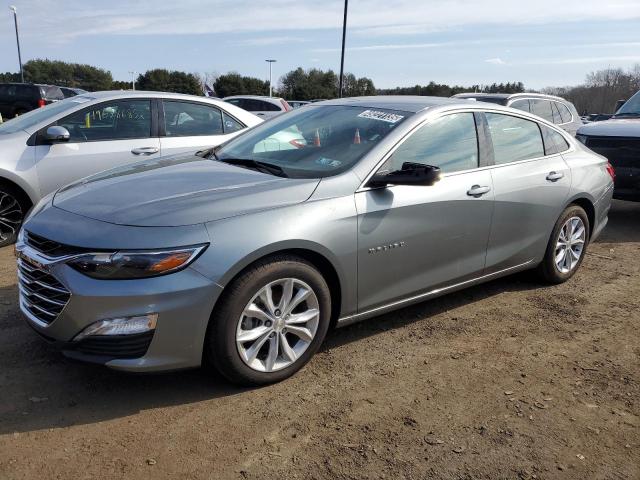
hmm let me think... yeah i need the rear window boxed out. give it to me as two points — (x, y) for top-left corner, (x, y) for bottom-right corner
(556, 102), (573, 123)
(40, 86), (64, 101)
(530, 99), (554, 123)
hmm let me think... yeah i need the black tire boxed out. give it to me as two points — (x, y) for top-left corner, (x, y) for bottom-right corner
(0, 183), (29, 248)
(537, 205), (590, 284)
(205, 255), (331, 386)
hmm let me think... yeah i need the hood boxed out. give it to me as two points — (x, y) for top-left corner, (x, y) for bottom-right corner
(578, 118), (640, 137)
(53, 154), (320, 227)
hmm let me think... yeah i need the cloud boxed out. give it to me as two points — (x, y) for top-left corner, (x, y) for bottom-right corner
(232, 36), (308, 47)
(313, 42), (445, 53)
(485, 57), (507, 65)
(520, 55), (640, 65)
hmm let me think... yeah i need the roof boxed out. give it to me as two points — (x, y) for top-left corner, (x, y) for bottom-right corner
(222, 95), (284, 100)
(317, 95), (465, 113)
(454, 92), (568, 102)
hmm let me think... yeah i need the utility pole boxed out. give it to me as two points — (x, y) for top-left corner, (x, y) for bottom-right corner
(338, 0), (348, 98)
(9, 6), (24, 83)
(266, 59), (276, 97)
(128, 71), (137, 90)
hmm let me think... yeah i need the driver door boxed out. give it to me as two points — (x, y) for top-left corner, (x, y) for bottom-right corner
(355, 112), (494, 311)
(33, 99), (160, 196)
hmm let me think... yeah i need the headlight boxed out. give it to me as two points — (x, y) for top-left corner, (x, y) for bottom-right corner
(68, 244), (207, 280)
(575, 134), (588, 145)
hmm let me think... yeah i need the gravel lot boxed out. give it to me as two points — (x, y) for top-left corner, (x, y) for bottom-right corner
(0, 200), (638, 480)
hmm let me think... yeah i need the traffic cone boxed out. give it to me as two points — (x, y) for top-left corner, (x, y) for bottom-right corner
(353, 128), (361, 144)
(314, 128), (321, 147)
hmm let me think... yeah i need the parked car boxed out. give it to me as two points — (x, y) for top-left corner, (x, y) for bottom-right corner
(60, 87), (88, 98)
(16, 96), (613, 385)
(288, 100), (310, 109)
(453, 92), (582, 135)
(582, 113), (613, 123)
(0, 90), (261, 246)
(577, 90), (640, 201)
(0, 83), (64, 119)
(223, 95), (292, 119)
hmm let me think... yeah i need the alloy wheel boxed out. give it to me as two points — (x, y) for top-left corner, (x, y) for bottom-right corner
(236, 278), (320, 373)
(0, 191), (23, 243)
(555, 216), (586, 274)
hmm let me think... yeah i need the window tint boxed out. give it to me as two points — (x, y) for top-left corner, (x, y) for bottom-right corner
(530, 99), (554, 123)
(222, 112), (245, 133)
(510, 99), (530, 113)
(556, 102), (572, 123)
(383, 113), (478, 174)
(56, 100), (151, 142)
(163, 101), (223, 137)
(257, 100), (281, 112)
(541, 125), (570, 155)
(485, 113), (544, 164)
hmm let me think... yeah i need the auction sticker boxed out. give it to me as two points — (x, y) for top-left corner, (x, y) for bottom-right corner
(358, 110), (404, 123)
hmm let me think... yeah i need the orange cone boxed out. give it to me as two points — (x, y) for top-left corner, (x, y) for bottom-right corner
(314, 128), (321, 147)
(353, 128), (361, 144)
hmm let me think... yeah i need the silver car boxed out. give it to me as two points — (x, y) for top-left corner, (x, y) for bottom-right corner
(453, 93), (583, 136)
(16, 96), (614, 386)
(223, 95), (292, 119)
(0, 91), (261, 246)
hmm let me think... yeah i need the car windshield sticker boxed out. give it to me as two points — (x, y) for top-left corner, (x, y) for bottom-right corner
(358, 110), (404, 123)
(315, 157), (342, 168)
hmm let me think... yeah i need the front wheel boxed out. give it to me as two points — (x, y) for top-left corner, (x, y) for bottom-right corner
(537, 205), (590, 284)
(0, 185), (28, 248)
(205, 255), (331, 386)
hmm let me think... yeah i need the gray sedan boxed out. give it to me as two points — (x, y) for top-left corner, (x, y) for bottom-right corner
(16, 96), (614, 385)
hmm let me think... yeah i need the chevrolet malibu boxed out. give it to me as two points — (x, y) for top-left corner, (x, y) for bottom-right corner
(16, 96), (614, 386)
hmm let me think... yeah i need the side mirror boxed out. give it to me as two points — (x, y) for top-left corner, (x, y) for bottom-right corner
(368, 162), (442, 188)
(43, 126), (70, 143)
(614, 99), (627, 113)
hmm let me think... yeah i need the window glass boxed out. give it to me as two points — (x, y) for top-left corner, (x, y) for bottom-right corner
(510, 99), (530, 112)
(382, 113), (478, 174)
(530, 99), (554, 123)
(485, 113), (544, 164)
(163, 101), (223, 137)
(222, 112), (245, 133)
(257, 100), (280, 112)
(551, 102), (563, 124)
(556, 102), (572, 123)
(56, 99), (151, 142)
(542, 125), (570, 154)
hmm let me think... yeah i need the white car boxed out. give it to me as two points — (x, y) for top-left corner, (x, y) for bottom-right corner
(223, 95), (292, 120)
(0, 91), (261, 246)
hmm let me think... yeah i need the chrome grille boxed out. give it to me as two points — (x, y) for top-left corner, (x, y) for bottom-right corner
(24, 231), (82, 257)
(17, 258), (70, 325)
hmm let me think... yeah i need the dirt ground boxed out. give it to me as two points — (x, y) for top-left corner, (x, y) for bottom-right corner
(0, 200), (638, 480)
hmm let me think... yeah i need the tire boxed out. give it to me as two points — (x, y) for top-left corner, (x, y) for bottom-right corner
(537, 205), (590, 284)
(0, 184), (29, 248)
(205, 255), (331, 386)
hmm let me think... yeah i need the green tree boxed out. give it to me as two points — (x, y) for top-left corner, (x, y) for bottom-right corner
(213, 73), (268, 97)
(21, 59), (112, 90)
(137, 69), (201, 95)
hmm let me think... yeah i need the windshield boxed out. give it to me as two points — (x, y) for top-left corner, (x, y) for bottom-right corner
(615, 90), (640, 116)
(215, 105), (412, 178)
(0, 95), (94, 134)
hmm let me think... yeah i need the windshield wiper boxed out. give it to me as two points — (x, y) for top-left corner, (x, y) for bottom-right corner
(215, 156), (288, 178)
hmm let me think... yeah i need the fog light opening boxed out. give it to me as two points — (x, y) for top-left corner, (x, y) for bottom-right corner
(73, 314), (158, 342)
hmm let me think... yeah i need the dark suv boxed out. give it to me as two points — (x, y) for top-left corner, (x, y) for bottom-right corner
(0, 83), (64, 119)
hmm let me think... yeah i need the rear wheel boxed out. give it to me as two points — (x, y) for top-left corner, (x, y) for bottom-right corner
(205, 255), (331, 386)
(0, 184), (28, 248)
(537, 205), (590, 284)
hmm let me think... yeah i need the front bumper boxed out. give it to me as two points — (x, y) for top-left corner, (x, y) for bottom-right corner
(17, 246), (223, 372)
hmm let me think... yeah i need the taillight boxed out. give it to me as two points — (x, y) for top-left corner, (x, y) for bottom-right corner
(38, 99), (46, 108)
(281, 100), (292, 112)
(606, 162), (615, 180)
(289, 139), (306, 149)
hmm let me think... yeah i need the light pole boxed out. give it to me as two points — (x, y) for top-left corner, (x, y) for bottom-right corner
(9, 6), (24, 83)
(128, 71), (137, 90)
(266, 59), (276, 97)
(338, 0), (348, 98)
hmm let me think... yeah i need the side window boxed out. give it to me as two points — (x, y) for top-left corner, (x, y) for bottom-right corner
(257, 100), (281, 112)
(510, 99), (530, 113)
(56, 100), (151, 142)
(382, 113), (478, 174)
(530, 99), (554, 123)
(163, 101), (223, 137)
(485, 113), (544, 164)
(556, 102), (573, 124)
(222, 112), (245, 133)
(541, 125), (570, 155)
(551, 102), (563, 124)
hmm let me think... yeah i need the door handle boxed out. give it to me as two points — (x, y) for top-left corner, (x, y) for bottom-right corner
(467, 185), (491, 197)
(131, 147), (159, 156)
(546, 171), (564, 182)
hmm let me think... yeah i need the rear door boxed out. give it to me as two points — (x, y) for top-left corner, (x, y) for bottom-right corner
(356, 112), (494, 311)
(34, 98), (160, 196)
(159, 100), (246, 156)
(483, 112), (571, 273)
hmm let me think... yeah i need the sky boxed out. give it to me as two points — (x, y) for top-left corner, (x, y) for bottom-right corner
(1, 0), (640, 90)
